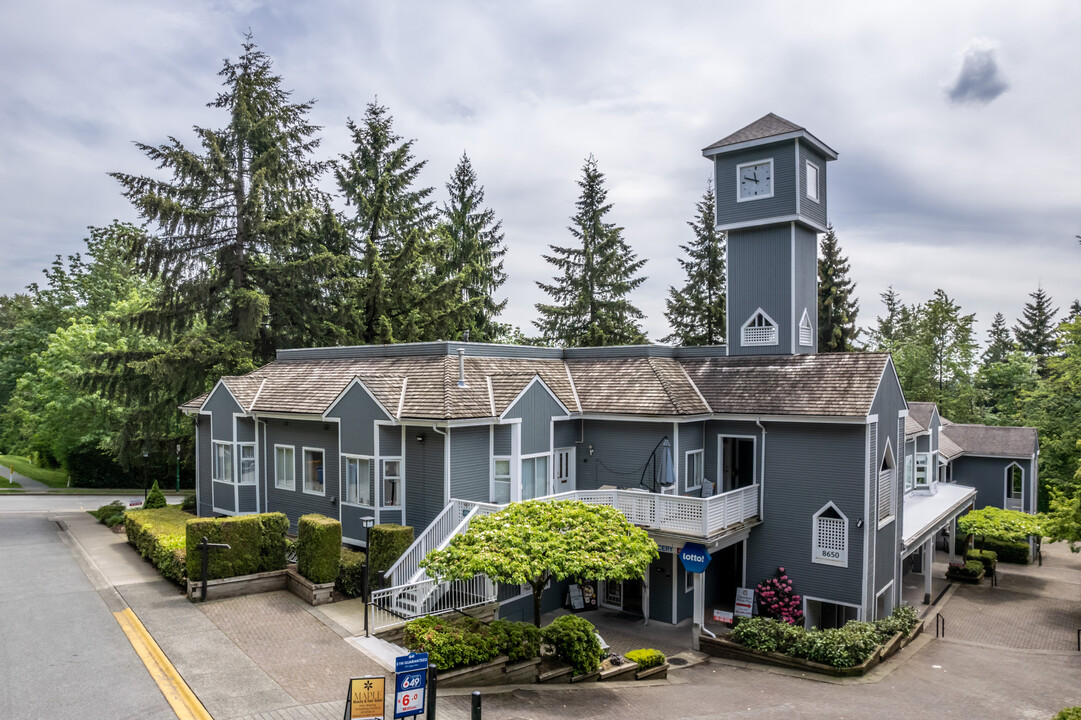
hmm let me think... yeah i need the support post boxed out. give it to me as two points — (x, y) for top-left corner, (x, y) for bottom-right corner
(923, 537), (934, 605)
(691, 571), (704, 651)
(471, 691), (481, 720)
(948, 517), (957, 565)
(426, 663), (437, 720)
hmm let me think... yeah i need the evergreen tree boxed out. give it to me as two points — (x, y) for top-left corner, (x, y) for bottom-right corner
(982, 312), (1014, 365)
(1013, 285), (1059, 369)
(335, 101), (463, 343)
(111, 36), (327, 365)
(817, 223), (859, 352)
(535, 156), (647, 347)
(663, 181), (725, 346)
(439, 152), (508, 342)
(869, 286), (905, 353)
(919, 289), (979, 421)
(1068, 299), (1081, 321)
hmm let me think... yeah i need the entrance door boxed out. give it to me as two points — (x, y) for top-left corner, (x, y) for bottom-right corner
(602, 580), (623, 609)
(621, 578), (644, 617)
(553, 448), (575, 493)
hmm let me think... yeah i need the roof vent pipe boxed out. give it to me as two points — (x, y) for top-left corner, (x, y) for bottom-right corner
(457, 348), (466, 388)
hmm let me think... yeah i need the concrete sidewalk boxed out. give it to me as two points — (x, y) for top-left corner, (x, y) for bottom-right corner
(59, 511), (394, 720)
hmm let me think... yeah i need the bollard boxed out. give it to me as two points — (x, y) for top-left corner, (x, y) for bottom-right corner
(471, 690), (481, 720)
(426, 663), (437, 720)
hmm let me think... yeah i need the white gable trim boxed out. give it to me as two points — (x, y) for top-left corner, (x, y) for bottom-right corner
(498, 375), (572, 421)
(322, 375), (394, 422)
(200, 378), (244, 414)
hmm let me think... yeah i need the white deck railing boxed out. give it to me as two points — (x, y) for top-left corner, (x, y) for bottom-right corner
(368, 574), (495, 635)
(384, 499), (504, 587)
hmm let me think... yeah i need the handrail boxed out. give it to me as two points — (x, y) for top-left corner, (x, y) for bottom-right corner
(385, 500), (471, 586)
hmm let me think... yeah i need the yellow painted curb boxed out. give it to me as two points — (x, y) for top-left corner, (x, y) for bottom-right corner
(114, 608), (212, 720)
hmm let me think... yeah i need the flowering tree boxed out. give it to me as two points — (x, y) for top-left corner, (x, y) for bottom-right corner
(422, 500), (658, 626)
(755, 567), (803, 625)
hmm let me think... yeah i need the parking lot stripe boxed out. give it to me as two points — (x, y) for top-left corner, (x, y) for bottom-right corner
(114, 607), (212, 720)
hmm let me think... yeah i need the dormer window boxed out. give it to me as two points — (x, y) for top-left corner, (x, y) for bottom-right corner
(741, 309), (779, 346)
(799, 309), (813, 347)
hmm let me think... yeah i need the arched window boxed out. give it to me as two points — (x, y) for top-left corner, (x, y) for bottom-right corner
(1005, 463), (1024, 511)
(812, 502), (848, 568)
(741, 308), (779, 346)
(878, 439), (895, 523)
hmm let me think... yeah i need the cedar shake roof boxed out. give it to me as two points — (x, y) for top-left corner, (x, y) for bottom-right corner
(704, 113), (803, 151)
(905, 401), (938, 436)
(680, 352), (890, 417)
(567, 357), (710, 416)
(940, 424), (1038, 459)
(938, 432), (964, 461)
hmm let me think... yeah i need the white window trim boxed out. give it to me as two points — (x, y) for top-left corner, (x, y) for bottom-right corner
(341, 453), (374, 508)
(381, 456), (403, 508)
(736, 157), (775, 202)
(273, 444), (295, 491)
(520, 451), (552, 500)
(798, 309), (813, 347)
(812, 501), (849, 568)
(685, 449), (704, 492)
(717, 434), (758, 491)
(212, 441), (234, 484)
(915, 452), (930, 487)
(237, 442), (257, 485)
(1004, 462), (1024, 506)
(492, 455), (511, 504)
(877, 438), (895, 529)
(805, 160), (820, 203)
(740, 308), (779, 347)
(301, 446), (326, 497)
(684, 566), (695, 593)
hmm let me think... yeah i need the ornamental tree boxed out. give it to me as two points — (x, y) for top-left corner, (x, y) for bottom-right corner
(754, 567), (803, 625)
(421, 500), (658, 626)
(957, 506), (1041, 547)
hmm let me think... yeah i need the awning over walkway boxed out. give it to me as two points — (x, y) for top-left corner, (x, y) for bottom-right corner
(902, 483), (976, 557)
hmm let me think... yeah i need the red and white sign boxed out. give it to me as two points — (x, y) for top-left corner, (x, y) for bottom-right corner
(734, 587), (755, 618)
(713, 610), (734, 625)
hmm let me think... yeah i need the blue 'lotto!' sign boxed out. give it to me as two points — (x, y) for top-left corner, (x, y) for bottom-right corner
(679, 542), (711, 573)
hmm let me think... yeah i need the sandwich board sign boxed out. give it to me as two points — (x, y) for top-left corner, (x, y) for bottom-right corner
(734, 587), (755, 618)
(394, 652), (429, 719)
(344, 676), (385, 720)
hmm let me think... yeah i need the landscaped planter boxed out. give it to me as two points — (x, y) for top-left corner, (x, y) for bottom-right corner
(186, 568), (288, 601)
(946, 568), (985, 584)
(537, 662), (573, 684)
(569, 669), (600, 683)
(286, 567), (335, 606)
(635, 662), (669, 680)
(437, 656), (512, 688)
(599, 659), (638, 682)
(503, 658), (542, 684)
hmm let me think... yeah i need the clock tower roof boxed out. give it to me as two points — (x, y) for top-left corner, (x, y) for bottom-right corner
(703, 113), (838, 161)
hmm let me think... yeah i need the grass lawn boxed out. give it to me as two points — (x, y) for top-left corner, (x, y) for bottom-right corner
(0, 478), (21, 489)
(0, 455), (70, 488)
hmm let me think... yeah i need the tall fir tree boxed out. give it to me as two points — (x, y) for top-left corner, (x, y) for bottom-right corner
(439, 152), (508, 342)
(1068, 299), (1081, 321)
(869, 286), (905, 353)
(1013, 285), (1059, 370)
(817, 223), (859, 352)
(335, 101), (462, 343)
(982, 312), (1014, 365)
(535, 155), (647, 346)
(663, 181), (725, 346)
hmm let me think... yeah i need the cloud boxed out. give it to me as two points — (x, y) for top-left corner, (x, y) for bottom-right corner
(947, 40), (1009, 104)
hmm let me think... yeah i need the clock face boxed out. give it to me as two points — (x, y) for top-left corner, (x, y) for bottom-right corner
(738, 160), (773, 200)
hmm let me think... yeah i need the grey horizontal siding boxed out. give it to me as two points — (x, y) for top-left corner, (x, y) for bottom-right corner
(704, 419), (765, 494)
(205, 384), (242, 441)
(326, 382), (391, 456)
(197, 420), (212, 517)
(238, 484), (257, 513)
(952, 456), (1033, 513)
(797, 141), (828, 229)
(714, 141), (798, 227)
(745, 423), (867, 610)
(341, 505), (377, 547)
(236, 417), (255, 443)
(553, 420), (579, 448)
(870, 368), (906, 614)
(679, 422), (705, 495)
(504, 381), (566, 456)
(493, 425), (511, 456)
(213, 481), (235, 513)
(449, 426), (490, 503)
(649, 553), (674, 622)
(578, 420), (670, 491)
(793, 226), (817, 355)
(380, 425), (402, 457)
(405, 426), (445, 533)
(278, 341), (564, 362)
(727, 225), (792, 357)
(263, 418), (340, 532)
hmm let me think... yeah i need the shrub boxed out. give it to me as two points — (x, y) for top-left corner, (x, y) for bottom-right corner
(729, 616), (807, 654)
(368, 524), (414, 588)
(754, 567), (803, 625)
(1053, 707), (1081, 720)
(625, 648), (665, 670)
(966, 548), (998, 574)
(793, 620), (880, 668)
(978, 537), (1030, 564)
(296, 514), (342, 583)
(948, 559), (985, 578)
(336, 548), (366, 598)
(541, 614), (603, 676)
(874, 604), (920, 638)
(181, 494), (197, 514)
(125, 506), (190, 584)
(184, 513), (289, 581)
(104, 513), (126, 528)
(145, 481), (167, 509)
(403, 614), (537, 670)
(92, 500), (126, 525)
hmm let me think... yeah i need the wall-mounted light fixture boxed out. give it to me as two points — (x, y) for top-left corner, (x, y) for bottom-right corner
(588, 444), (594, 456)
(416, 435), (425, 443)
(856, 518), (864, 528)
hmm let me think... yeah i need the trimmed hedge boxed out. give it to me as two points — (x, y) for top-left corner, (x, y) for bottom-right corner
(625, 648), (665, 670)
(1053, 707), (1081, 720)
(336, 548), (366, 598)
(369, 524), (414, 588)
(978, 537), (1030, 564)
(541, 614), (603, 676)
(297, 514), (342, 584)
(181, 494), (197, 514)
(126, 506), (192, 584)
(184, 513), (288, 581)
(966, 548), (998, 574)
(403, 614), (541, 671)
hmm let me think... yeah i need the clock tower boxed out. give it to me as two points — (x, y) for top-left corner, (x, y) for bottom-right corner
(702, 113), (837, 356)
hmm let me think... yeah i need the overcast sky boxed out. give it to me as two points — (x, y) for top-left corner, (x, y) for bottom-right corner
(2, 1), (1079, 345)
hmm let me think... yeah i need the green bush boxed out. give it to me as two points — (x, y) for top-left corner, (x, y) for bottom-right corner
(1052, 707), (1081, 720)
(625, 648), (665, 670)
(949, 559), (985, 578)
(104, 513), (126, 528)
(874, 604), (920, 638)
(729, 616), (807, 654)
(125, 506), (190, 584)
(541, 614), (603, 676)
(336, 548), (366, 598)
(181, 494), (197, 514)
(403, 614), (538, 670)
(978, 537), (1030, 564)
(184, 512), (288, 581)
(966, 548), (998, 574)
(92, 500), (127, 525)
(145, 481), (167, 509)
(793, 621), (880, 668)
(368, 524), (414, 588)
(296, 514), (342, 584)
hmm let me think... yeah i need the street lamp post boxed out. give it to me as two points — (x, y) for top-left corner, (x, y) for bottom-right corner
(176, 443), (181, 492)
(361, 516), (375, 635)
(142, 451), (149, 501)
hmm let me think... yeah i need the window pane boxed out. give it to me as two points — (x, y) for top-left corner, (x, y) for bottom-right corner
(305, 450), (324, 494)
(534, 456), (548, 498)
(383, 458), (401, 507)
(495, 459), (510, 478)
(275, 447), (294, 489)
(239, 444), (255, 485)
(344, 459), (359, 504)
(521, 458), (534, 500)
(358, 459), (371, 505)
